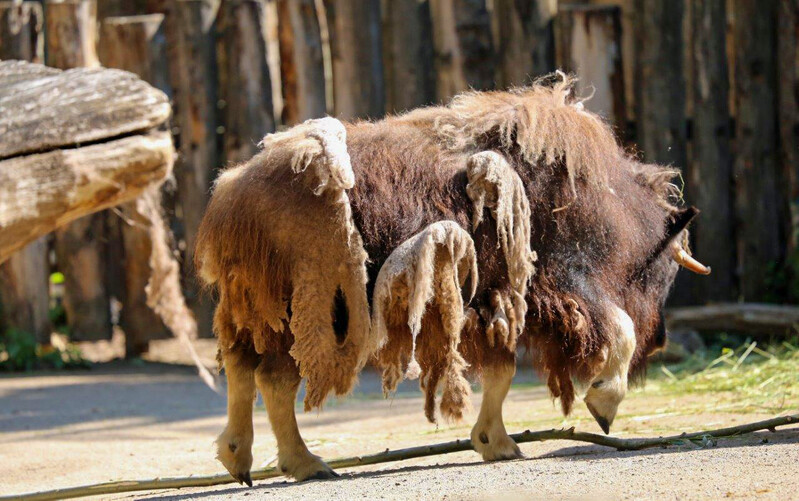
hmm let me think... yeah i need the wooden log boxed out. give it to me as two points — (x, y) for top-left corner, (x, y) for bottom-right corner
(0, 0), (44, 62)
(44, 0), (99, 69)
(0, 1), (50, 344)
(777, 0), (799, 254)
(323, 0), (384, 119)
(732, 0), (783, 301)
(217, 0), (275, 164)
(684, 0), (735, 303)
(666, 303), (799, 337)
(633, 0), (687, 167)
(164, 0), (219, 338)
(381, 0), (435, 113)
(0, 129), (175, 263)
(555, 4), (626, 128)
(429, 0), (494, 101)
(45, 0), (113, 341)
(276, 0), (326, 124)
(99, 14), (172, 356)
(492, 0), (554, 88)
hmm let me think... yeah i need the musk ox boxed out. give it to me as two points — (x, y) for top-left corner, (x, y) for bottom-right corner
(195, 74), (709, 484)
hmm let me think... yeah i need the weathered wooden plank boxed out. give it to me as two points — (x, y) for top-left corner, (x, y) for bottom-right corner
(217, 0), (275, 164)
(686, 0), (735, 303)
(0, 0), (44, 62)
(0, 61), (171, 159)
(382, 0), (435, 113)
(99, 14), (172, 355)
(429, 0), (495, 101)
(556, 4), (626, 127)
(493, 0), (554, 88)
(44, 0), (99, 69)
(732, 0), (783, 301)
(323, 0), (385, 119)
(276, 0), (326, 124)
(0, 130), (174, 263)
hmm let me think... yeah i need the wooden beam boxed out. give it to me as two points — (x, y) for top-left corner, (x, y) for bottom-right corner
(323, 0), (385, 119)
(777, 0), (799, 255)
(99, 14), (172, 356)
(0, 0), (44, 63)
(164, 0), (219, 338)
(217, 0), (275, 164)
(732, 0), (783, 301)
(429, 0), (495, 101)
(44, 0), (99, 69)
(685, 0), (736, 303)
(493, 0), (554, 88)
(381, 0), (435, 113)
(276, 0), (326, 124)
(556, 4), (626, 128)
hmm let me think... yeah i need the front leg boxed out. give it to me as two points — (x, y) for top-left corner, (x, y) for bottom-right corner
(255, 355), (339, 481)
(470, 362), (523, 461)
(216, 342), (258, 486)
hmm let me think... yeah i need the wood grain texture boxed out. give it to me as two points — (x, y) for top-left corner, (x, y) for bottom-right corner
(217, 0), (275, 164)
(666, 303), (799, 337)
(0, 61), (171, 159)
(44, 0), (99, 69)
(0, 1), (44, 62)
(276, 0), (326, 124)
(493, 0), (554, 88)
(0, 130), (174, 263)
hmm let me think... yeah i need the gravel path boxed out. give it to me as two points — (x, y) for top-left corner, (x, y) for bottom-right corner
(1, 357), (797, 500)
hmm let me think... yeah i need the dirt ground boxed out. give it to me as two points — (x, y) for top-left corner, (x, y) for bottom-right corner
(1, 339), (797, 500)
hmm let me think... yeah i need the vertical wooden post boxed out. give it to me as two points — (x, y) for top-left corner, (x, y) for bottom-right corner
(217, 0), (275, 164)
(732, 0), (783, 301)
(777, 0), (799, 255)
(556, 5), (626, 128)
(492, 0), (554, 88)
(429, 0), (494, 101)
(98, 14), (172, 356)
(0, 1), (44, 62)
(381, 0), (435, 113)
(276, 0), (326, 124)
(633, 0), (687, 168)
(685, 0), (735, 303)
(165, 0), (219, 337)
(46, 0), (113, 341)
(323, 0), (384, 119)
(0, 2), (50, 344)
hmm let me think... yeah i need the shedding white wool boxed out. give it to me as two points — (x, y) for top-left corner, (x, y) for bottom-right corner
(259, 116), (355, 195)
(373, 221), (477, 389)
(466, 151), (536, 339)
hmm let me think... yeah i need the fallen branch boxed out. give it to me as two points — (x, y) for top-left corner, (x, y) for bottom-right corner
(5, 414), (796, 501)
(666, 303), (799, 337)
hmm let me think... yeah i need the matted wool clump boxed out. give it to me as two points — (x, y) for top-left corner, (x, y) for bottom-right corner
(372, 221), (478, 423)
(466, 151), (536, 347)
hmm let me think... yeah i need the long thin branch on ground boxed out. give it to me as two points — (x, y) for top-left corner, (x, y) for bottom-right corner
(5, 414), (797, 501)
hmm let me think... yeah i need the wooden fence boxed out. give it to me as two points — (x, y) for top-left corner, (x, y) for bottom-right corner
(0, 0), (796, 353)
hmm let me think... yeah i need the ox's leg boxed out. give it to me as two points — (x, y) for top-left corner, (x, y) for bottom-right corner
(216, 342), (259, 486)
(470, 362), (523, 461)
(255, 353), (338, 481)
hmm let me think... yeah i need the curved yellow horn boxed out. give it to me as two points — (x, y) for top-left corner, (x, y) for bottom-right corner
(670, 241), (711, 275)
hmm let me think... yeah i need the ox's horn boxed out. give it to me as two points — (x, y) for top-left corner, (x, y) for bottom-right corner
(670, 241), (711, 275)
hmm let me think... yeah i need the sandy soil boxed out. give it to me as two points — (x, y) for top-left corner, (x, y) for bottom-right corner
(1, 341), (797, 500)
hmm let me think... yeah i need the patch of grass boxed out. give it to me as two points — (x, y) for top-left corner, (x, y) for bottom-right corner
(647, 339), (799, 414)
(0, 328), (88, 372)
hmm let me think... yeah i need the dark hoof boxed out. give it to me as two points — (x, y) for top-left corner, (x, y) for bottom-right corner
(306, 469), (340, 481)
(235, 471), (253, 487)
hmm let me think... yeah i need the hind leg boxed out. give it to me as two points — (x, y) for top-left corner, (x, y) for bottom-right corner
(216, 341), (259, 486)
(255, 352), (338, 481)
(470, 362), (523, 461)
